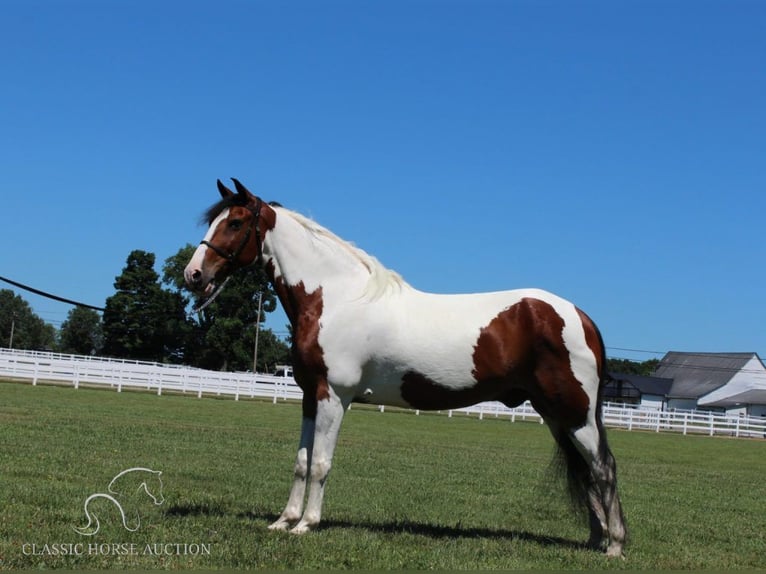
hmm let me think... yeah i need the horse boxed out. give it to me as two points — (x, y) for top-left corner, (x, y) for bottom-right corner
(74, 467), (164, 536)
(183, 179), (627, 557)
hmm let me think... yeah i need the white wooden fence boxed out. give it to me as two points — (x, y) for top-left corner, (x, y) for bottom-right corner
(0, 347), (301, 403)
(2, 348), (765, 439)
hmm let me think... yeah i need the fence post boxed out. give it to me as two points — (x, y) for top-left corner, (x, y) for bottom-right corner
(683, 413), (688, 435)
(709, 412), (714, 437)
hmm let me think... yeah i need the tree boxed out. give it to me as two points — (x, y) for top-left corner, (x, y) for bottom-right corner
(58, 307), (103, 355)
(606, 358), (660, 376)
(163, 244), (290, 371)
(102, 250), (188, 362)
(0, 289), (56, 350)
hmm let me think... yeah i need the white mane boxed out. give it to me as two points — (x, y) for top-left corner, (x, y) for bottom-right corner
(275, 207), (407, 300)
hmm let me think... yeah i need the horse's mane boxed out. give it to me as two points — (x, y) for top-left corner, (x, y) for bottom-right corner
(202, 197), (407, 298)
(276, 207), (407, 299)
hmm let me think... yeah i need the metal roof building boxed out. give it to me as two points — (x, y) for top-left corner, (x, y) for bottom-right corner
(652, 352), (766, 415)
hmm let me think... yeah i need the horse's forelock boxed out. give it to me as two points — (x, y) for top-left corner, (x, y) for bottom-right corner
(201, 195), (249, 226)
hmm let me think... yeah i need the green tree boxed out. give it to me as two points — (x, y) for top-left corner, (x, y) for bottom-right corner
(58, 307), (103, 355)
(102, 250), (188, 362)
(0, 289), (56, 350)
(606, 358), (660, 376)
(163, 244), (290, 371)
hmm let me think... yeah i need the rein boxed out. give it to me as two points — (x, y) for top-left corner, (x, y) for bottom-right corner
(200, 197), (264, 268)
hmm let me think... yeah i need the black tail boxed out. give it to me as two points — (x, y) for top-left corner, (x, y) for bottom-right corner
(553, 426), (592, 511)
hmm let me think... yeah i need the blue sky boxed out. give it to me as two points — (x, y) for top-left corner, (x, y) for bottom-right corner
(1, 0), (764, 362)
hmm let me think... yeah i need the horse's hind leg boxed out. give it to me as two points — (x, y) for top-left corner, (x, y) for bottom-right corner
(547, 421), (608, 550)
(570, 421), (627, 557)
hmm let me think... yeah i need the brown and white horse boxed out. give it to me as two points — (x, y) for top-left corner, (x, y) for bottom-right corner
(184, 179), (626, 556)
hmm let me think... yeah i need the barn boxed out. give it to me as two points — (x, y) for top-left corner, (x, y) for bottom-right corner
(653, 352), (766, 416)
(604, 373), (673, 410)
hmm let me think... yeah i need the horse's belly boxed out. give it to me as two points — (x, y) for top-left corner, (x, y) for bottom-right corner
(353, 357), (512, 411)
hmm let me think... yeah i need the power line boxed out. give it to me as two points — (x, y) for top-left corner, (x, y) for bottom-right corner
(607, 346), (666, 356)
(0, 275), (105, 312)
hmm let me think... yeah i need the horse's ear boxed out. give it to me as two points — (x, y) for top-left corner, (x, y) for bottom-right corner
(231, 178), (252, 198)
(217, 179), (235, 198)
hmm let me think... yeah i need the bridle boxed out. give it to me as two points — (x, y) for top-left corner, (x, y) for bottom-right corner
(200, 197), (264, 269)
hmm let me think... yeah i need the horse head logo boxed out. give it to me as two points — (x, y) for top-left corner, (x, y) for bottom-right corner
(73, 467), (164, 536)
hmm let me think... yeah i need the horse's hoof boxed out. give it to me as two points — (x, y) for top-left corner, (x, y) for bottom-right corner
(289, 521), (315, 535)
(268, 519), (291, 531)
(605, 544), (625, 559)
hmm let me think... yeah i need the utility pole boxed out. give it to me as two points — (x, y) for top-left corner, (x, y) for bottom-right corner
(252, 291), (263, 373)
(8, 312), (16, 349)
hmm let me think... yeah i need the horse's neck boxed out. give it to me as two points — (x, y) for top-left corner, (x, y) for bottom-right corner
(264, 211), (370, 299)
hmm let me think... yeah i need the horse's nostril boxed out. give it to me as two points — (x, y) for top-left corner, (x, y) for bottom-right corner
(191, 270), (202, 281)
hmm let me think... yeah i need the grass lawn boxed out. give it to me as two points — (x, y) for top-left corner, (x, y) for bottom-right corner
(1, 380), (764, 570)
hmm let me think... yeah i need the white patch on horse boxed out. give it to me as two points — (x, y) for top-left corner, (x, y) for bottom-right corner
(185, 209), (229, 285)
(558, 300), (600, 421)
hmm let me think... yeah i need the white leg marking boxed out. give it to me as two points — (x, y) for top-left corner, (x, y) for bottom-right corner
(269, 417), (315, 531)
(290, 388), (349, 534)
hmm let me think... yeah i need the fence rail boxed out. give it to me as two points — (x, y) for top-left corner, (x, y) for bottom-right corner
(0, 347), (302, 402)
(2, 348), (764, 439)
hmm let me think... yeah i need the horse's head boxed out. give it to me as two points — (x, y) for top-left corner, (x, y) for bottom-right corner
(184, 179), (273, 304)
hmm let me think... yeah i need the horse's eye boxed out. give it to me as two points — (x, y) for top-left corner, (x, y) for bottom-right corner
(229, 219), (243, 231)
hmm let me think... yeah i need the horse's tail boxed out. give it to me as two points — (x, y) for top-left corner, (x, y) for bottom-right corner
(72, 493), (139, 536)
(552, 425), (592, 511)
(73, 520), (100, 536)
(73, 497), (102, 536)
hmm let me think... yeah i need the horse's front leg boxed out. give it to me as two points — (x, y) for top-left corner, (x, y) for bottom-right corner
(290, 386), (348, 534)
(268, 414), (315, 531)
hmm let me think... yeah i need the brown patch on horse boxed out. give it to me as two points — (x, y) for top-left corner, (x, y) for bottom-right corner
(400, 300), (534, 410)
(201, 200), (278, 282)
(400, 371), (506, 410)
(517, 298), (591, 428)
(221, 202), (278, 266)
(400, 298), (590, 428)
(265, 261), (329, 418)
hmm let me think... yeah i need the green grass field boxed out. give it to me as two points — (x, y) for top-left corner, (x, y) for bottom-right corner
(1, 380), (764, 570)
